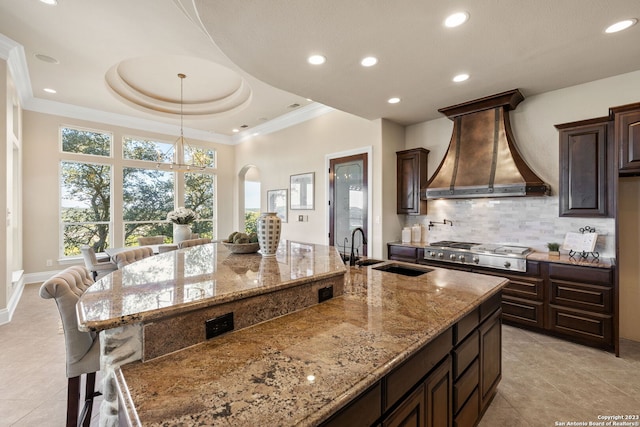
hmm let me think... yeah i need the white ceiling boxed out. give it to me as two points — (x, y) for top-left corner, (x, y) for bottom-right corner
(1, 0), (639, 143)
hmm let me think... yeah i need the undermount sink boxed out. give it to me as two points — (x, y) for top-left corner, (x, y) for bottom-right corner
(372, 263), (433, 277)
(355, 258), (385, 267)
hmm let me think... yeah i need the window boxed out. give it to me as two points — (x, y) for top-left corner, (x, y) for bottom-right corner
(62, 127), (111, 157)
(59, 126), (218, 257)
(60, 127), (113, 255)
(123, 167), (175, 246)
(123, 136), (172, 163)
(60, 160), (112, 255)
(185, 172), (216, 239)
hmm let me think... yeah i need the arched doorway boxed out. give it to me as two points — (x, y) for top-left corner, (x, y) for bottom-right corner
(239, 165), (260, 233)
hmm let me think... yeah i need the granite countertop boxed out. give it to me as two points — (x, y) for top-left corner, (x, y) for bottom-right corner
(388, 241), (615, 269)
(526, 251), (615, 268)
(116, 262), (508, 426)
(77, 241), (346, 332)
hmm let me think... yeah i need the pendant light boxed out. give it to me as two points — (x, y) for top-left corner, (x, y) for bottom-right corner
(157, 73), (208, 172)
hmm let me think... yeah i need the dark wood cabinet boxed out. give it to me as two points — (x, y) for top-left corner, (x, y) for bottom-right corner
(611, 102), (640, 175)
(424, 357), (452, 427)
(388, 244), (419, 263)
(321, 296), (503, 427)
(397, 148), (429, 215)
(383, 385), (425, 427)
(478, 310), (501, 410)
(547, 263), (615, 350)
(555, 117), (614, 217)
(388, 243), (617, 353)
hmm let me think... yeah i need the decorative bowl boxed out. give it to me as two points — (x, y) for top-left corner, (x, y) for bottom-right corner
(221, 240), (260, 254)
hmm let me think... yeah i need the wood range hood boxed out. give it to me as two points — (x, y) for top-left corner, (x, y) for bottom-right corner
(424, 89), (550, 199)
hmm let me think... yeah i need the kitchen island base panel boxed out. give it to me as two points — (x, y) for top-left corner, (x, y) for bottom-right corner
(116, 262), (508, 426)
(100, 323), (142, 427)
(143, 275), (344, 360)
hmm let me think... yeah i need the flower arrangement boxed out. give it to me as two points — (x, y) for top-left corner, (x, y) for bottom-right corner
(167, 207), (197, 225)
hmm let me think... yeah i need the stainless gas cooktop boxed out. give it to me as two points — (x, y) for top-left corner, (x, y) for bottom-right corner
(424, 240), (532, 272)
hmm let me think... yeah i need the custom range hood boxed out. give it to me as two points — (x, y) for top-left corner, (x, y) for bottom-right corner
(424, 89), (550, 199)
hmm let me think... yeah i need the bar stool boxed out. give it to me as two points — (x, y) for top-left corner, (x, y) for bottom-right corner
(40, 266), (101, 427)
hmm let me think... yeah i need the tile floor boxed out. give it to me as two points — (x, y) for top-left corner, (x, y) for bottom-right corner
(1, 283), (639, 427)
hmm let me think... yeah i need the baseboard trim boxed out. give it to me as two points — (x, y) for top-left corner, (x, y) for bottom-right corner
(0, 273), (26, 325)
(24, 270), (61, 285)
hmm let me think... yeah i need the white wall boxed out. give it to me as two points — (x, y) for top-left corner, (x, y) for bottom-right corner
(234, 109), (386, 256)
(404, 70), (640, 256)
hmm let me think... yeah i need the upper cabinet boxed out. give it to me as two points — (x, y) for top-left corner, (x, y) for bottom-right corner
(397, 148), (429, 215)
(611, 103), (640, 176)
(555, 117), (614, 217)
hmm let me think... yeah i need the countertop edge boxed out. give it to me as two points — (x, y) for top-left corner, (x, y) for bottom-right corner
(79, 268), (347, 332)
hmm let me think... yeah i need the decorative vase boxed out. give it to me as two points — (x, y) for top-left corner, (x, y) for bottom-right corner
(173, 224), (192, 244)
(257, 212), (281, 257)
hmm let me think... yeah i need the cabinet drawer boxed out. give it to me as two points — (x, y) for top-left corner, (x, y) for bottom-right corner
(480, 293), (502, 323)
(548, 264), (612, 286)
(322, 382), (381, 427)
(388, 245), (418, 263)
(502, 277), (544, 301)
(548, 304), (613, 345)
(501, 296), (544, 328)
(454, 308), (479, 345)
(549, 280), (612, 313)
(454, 359), (479, 415)
(454, 387), (479, 427)
(384, 328), (452, 411)
(453, 331), (478, 379)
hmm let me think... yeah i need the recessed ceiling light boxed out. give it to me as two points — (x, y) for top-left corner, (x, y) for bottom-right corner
(35, 53), (59, 64)
(308, 54), (326, 65)
(361, 56), (378, 67)
(444, 12), (469, 28)
(605, 18), (637, 33)
(44, 88), (57, 94)
(388, 97), (401, 104)
(232, 128), (239, 133)
(39, 0), (58, 5)
(452, 73), (470, 83)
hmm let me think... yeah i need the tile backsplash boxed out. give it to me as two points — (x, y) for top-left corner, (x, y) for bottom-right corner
(403, 196), (615, 257)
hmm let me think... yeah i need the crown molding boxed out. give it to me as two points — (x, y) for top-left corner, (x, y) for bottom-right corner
(3, 33), (333, 145)
(232, 102), (334, 143)
(24, 96), (235, 144)
(1, 33), (33, 105)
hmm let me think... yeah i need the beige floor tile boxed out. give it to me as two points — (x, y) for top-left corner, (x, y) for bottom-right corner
(2, 284), (640, 426)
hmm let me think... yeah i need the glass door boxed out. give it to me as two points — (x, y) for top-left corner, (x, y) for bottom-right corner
(329, 153), (368, 258)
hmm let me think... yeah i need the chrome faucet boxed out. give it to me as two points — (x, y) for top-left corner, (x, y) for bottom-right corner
(350, 227), (367, 266)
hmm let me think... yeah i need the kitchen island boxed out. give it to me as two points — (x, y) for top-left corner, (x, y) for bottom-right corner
(109, 248), (508, 426)
(77, 241), (348, 425)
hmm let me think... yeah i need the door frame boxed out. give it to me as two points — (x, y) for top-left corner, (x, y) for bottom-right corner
(325, 146), (373, 248)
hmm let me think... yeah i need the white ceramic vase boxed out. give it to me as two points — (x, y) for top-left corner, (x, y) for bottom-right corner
(173, 224), (192, 244)
(257, 212), (281, 257)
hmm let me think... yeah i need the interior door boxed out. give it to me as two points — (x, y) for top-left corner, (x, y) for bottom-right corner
(329, 153), (368, 257)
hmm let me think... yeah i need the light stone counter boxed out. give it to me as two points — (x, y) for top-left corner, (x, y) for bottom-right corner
(527, 251), (615, 269)
(78, 241), (346, 333)
(77, 241), (347, 426)
(116, 262), (508, 426)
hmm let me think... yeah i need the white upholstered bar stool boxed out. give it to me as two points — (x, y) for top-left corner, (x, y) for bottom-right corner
(39, 266), (101, 427)
(112, 246), (154, 268)
(80, 245), (117, 280)
(177, 237), (212, 249)
(137, 235), (165, 246)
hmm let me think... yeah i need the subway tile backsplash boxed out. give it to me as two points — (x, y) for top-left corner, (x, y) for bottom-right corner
(403, 197), (615, 257)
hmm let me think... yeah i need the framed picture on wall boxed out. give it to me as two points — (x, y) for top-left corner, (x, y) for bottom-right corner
(267, 189), (288, 222)
(290, 172), (314, 210)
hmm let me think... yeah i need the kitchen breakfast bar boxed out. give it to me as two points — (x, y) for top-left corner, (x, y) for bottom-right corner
(77, 242), (508, 426)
